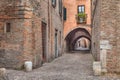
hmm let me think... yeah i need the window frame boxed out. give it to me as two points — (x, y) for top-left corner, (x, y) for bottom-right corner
(78, 5), (85, 13)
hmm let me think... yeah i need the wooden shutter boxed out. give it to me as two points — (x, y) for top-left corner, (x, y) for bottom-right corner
(64, 7), (67, 20)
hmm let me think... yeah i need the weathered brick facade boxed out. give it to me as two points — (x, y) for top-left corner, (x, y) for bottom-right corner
(92, 0), (120, 73)
(0, 0), (64, 69)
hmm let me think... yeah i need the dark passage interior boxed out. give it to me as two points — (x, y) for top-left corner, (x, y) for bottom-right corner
(65, 28), (91, 52)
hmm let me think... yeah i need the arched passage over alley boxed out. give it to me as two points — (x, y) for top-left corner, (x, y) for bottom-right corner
(65, 28), (91, 52)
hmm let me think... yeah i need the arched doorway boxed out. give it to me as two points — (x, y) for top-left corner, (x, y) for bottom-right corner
(65, 28), (91, 52)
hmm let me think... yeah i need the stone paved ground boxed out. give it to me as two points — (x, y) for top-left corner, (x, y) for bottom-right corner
(6, 52), (120, 80)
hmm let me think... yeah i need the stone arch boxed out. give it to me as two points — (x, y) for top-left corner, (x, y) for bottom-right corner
(64, 26), (91, 39)
(72, 36), (91, 50)
(65, 27), (91, 52)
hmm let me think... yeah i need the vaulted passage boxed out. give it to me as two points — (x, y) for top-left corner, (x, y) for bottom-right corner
(65, 28), (91, 52)
(75, 37), (90, 51)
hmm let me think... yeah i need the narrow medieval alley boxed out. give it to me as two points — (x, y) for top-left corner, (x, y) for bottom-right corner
(6, 52), (120, 80)
(0, 0), (120, 80)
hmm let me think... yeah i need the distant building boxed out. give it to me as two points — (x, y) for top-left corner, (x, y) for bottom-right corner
(63, 0), (91, 52)
(0, 0), (64, 69)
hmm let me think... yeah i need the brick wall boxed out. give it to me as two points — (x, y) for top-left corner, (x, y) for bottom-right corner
(91, 0), (101, 61)
(0, 0), (64, 69)
(92, 0), (120, 73)
(50, 0), (64, 59)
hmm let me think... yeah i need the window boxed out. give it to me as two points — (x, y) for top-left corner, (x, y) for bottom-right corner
(59, 0), (62, 16)
(52, 0), (56, 7)
(78, 5), (85, 13)
(77, 5), (86, 24)
(6, 23), (11, 32)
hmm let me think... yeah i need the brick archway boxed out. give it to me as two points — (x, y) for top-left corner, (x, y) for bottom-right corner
(72, 36), (91, 50)
(64, 26), (91, 39)
(65, 28), (91, 51)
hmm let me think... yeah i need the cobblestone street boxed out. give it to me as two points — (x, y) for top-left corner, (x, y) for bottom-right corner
(6, 52), (120, 80)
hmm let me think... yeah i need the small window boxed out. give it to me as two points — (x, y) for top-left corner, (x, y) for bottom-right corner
(52, 0), (56, 7)
(78, 5), (85, 13)
(59, 0), (62, 16)
(6, 23), (11, 32)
